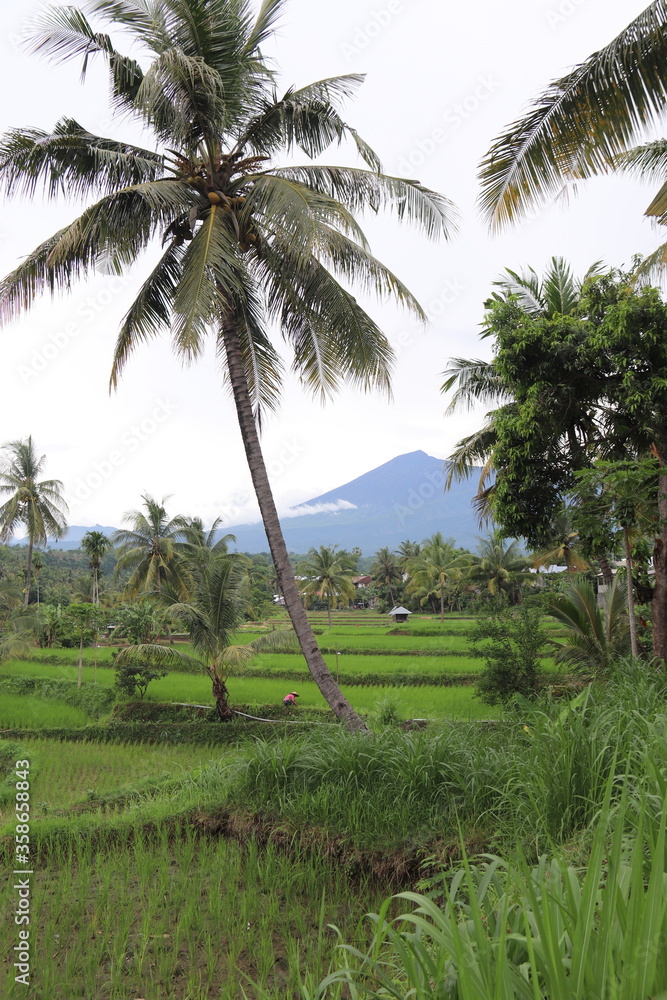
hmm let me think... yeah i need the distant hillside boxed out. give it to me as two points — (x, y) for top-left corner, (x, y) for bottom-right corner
(37, 452), (485, 555)
(224, 450), (484, 554)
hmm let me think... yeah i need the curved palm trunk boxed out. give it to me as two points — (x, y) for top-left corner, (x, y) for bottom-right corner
(209, 669), (233, 721)
(221, 313), (368, 732)
(23, 538), (33, 609)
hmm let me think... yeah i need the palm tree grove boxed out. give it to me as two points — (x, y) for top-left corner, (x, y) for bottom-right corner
(1, 2), (667, 997)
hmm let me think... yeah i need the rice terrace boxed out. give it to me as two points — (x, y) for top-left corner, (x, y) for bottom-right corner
(3, 0), (667, 998)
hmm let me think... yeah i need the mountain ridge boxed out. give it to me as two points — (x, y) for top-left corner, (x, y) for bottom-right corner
(23, 451), (483, 554)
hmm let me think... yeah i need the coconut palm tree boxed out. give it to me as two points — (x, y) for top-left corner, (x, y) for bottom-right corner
(407, 533), (471, 621)
(0, 0), (455, 731)
(179, 515), (235, 582)
(299, 546), (356, 627)
(81, 529), (112, 605)
(532, 509), (589, 577)
(115, 552), (293, 719)
(471, 531), (530, 603)
(546, 576), (631, 676)
(370, 546), (401, 606)
(478, 3), (667, 247)
(0, 437), (68, 608)
(112, 494), (192, 600)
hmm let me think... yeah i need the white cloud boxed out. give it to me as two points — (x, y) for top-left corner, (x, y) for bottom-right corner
(285, 499), (358, 518)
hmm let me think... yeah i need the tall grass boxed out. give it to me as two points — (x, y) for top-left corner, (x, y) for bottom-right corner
(304, 787), (667, 1000)
(223, 664), (667, 850)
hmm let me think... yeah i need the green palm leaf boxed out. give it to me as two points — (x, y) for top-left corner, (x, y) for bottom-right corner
(0, 119), (165, 200)
(479, 1), (667, 230)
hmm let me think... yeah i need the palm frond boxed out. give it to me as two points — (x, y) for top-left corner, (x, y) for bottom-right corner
(479, 0), (667, 230)
(441, 359), (506, 411)
(171, 205), (244, 360)
(271, 165), (457, 239)
(110, 240), (186, 388)
(259, 244), (393, 398)
(27, 4), (144, 106)
(220, 283), (284, 425)
(0, 119), (165, 201)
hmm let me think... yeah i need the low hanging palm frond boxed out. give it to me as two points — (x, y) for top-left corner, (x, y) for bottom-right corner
(260, 244), (394, 399)
(170, 205), (245, 360)
(479, 1), (667, 230)
(0, 119), (165, 200)
(110, 240), (187, 388)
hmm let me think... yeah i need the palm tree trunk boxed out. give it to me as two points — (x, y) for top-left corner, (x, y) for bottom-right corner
(653, 439), (667, 664)
(622, 526), (640, 658)
(23, 538), (33, 610)
(327, 599), (332, 628)
(598, 554), (614, 587)
(220, 312), (368, 732)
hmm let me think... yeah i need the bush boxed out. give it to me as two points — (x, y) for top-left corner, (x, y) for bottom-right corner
(469, 601), (548, 705)
(0, 676), (115, 719)
(113, 655), (168, 699)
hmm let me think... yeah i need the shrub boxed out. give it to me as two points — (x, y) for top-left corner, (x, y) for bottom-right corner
(113, 655), (168, 700)
(469, 601), (548, 704)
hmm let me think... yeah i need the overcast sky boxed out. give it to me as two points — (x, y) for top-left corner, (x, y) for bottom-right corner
(0, 0), (661, 535)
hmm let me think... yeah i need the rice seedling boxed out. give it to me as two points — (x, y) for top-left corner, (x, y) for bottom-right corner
(0, 736), (219, 822)
(0, 823), (386, 1000)
(0, 694), (89, 729)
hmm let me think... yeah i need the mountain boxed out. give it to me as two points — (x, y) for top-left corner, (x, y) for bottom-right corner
(36, 452), (485, 554)
(12, 524), (118, 552)
(225, 450), (484, 554)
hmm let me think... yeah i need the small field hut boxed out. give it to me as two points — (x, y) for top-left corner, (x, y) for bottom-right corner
(388, 606), (411, 624)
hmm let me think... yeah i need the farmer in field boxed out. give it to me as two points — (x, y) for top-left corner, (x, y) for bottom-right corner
(282, 691), (299, 711)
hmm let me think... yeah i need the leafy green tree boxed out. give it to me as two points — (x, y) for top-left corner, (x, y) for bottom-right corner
(469, 600), (547, 705)
(112, 495), (192, 600)
(370, 547), (402, 607)
(407, 534), (471, 621)
(442, 258), (605, 523)
(0, 437), (68, 608)
(81, 530), (111, 605)
(114, 655), (168, 701)
(61, 602), (105, 688)
(478, 4), (667, 240)
(546, 578), (631, 676)
(569, 461), (660, 658)
(299, 546), (356, 627)
(112, 600), (167, 646)
(0, 0), (454, 732)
